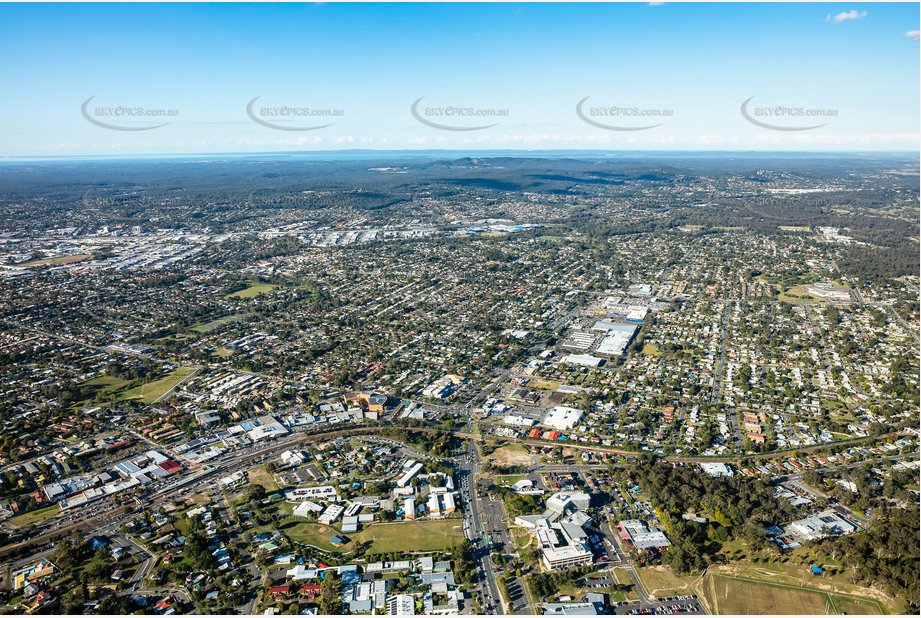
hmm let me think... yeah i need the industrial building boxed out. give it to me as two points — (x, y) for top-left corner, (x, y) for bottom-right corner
(543, 406), (584, 431)
(561, 354), (604, 368)
(591, 321), (638, 357)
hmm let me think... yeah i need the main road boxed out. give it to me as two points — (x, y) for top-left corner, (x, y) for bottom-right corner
(456, 435), (505, 614)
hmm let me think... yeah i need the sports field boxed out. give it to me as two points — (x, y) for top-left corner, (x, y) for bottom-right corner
(280, 519), (464, 554)
(225, 281), (279, 299)
(777, 284), (819, 303)
(834, 595), (889, 615)
(191, 313), (247, 333)
(709, 575), (826, 614)
(354, 519), (464, 553)
(279, 522), (340, 551)
(119, 367), (196, 404)
(192, 313), (247, 333)
(705, 574), (886, 615)
(21, 253), (93, 267)
(78, 375), (131, 403)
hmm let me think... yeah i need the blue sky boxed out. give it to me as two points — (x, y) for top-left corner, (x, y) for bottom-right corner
(0, 2), (918, 156)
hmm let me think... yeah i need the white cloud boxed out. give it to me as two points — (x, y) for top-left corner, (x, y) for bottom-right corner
(754, 132), (920, 145)
(827, 10), (867, 24)
(293, 136), (323, 146)
(906, 30), (920, 40)
(406, 136), (448, 145)
(648, 2), (666, 6)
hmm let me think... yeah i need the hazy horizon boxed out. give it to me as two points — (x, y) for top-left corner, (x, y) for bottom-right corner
(2, 148), (919, 164)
